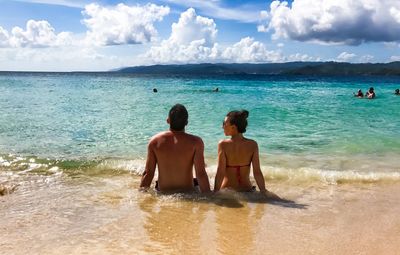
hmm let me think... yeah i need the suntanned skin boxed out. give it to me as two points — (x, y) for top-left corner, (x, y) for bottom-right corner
(214, 117), (266, 193)
(140, 121), (211, 193)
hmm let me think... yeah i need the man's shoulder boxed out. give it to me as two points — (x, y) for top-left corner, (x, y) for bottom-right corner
(149, 131), (203, 144)
(185, 133), (203, 144)
(149, 131), (170, 144)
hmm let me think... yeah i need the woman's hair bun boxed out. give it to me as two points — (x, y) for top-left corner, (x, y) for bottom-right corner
(226, 109), (249, 133)
(240, 110), (249, 119)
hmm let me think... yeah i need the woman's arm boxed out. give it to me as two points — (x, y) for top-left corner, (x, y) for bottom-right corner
(214, 141), (226, 192)
(251, 142), (267, 193)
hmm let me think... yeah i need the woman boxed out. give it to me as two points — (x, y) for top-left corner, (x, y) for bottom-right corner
(214, 110), (269, 194)
(366, 87), (376, 99)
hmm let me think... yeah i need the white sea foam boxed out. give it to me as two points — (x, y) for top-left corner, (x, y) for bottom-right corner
(265, 166), (400, 184)
(93, 159), (400, 185)
(96, 158), (147, 176)
(1, 154), (399, 185)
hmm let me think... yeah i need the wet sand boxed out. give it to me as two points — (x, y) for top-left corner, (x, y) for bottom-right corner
(1, 173), (400, 255)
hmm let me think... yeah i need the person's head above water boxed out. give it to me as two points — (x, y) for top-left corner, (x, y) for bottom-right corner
(168, 104), (188, 131)
(369, 87), (374, 93)
(224, 110), (249, 134)
(395, 89), (399, 94)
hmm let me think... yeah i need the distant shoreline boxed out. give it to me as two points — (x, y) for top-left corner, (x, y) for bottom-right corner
(116, 61), (400, 76)
(2, 61), (400, 76)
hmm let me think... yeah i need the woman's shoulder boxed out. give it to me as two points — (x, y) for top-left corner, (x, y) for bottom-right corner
(244, 138), (258, 146)
(218, 139), (232, 148)
(218, 139), (231, 145)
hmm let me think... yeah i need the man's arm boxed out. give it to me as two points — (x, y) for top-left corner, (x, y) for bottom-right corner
(214, 141), (226, 192)
(140, 141), (157, 190)
(251, 143), (267, 193)
(193, 138), (211, 193)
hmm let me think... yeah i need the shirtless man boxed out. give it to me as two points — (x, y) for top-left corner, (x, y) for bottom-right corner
(140, 104), (211, 193)
(354, 89), (363, 98)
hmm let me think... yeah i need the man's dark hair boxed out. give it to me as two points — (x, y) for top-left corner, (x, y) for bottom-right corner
(226, 110), (249, 133)
(169, 104), (188, 131)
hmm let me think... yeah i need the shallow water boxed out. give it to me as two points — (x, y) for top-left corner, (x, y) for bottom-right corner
(1, 73), (399, 159)
(1, 73), (399, 254)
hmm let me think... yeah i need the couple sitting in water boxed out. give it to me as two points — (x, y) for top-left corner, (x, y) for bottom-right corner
(140, 104), (274, 197)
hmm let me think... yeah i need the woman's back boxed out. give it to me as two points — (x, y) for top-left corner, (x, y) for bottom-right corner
(220, 138), (257, 191)
(223, 138), (255, 166)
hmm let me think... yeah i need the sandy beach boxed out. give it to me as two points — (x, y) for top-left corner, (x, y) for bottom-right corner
(1, 171), (399, 255)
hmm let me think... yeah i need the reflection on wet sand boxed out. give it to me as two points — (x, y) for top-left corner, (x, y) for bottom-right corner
(138, 190), (302, 255)
(214, 201), (262, 254)
(139, 194), (208, 255)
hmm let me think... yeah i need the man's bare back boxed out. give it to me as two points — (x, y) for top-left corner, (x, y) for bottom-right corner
(140, 104), (210, 193)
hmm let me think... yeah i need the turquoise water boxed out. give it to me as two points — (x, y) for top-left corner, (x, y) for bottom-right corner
(2, 73), (400, 255)
(0, 73), (399, 180)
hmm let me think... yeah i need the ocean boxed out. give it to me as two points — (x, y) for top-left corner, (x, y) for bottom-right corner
(1, 72), (400, 254)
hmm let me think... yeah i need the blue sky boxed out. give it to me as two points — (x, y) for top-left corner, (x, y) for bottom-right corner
(0, 0), (399, 71)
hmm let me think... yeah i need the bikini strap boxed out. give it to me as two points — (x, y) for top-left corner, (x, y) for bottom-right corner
(226, 165), (250, 184)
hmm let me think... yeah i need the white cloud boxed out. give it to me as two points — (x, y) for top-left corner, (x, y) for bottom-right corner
(145, 8), (219, 63)
(170, 7), (217, 46)
(221, 37), (282, 63)
(359, 54), (374, 62)
(82, 3), (170, 46)
(390, 7), (400, 23)
(0, 46), (132, 71)
(287, 53), (317, 62)
(257, 25), (268, 33)
(337, 52), (356, 62)
(261, 0), (400, 45)
(165, 0), (264, 23)
(14, 0), (88, 8)
(383, 42), (399, 48)
(145, 8), (286, 64)
(390, 55), (400, 61)
(0, 20), (72, 48)
(0, 26), (10, 47)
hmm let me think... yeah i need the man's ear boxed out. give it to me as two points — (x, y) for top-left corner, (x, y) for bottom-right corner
(167, 118), (170, 124)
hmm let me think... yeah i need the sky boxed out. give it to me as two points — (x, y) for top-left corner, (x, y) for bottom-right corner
(0, 0), (400, 71)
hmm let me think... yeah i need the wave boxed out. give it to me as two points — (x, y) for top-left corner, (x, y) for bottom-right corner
(1, 154), (399, 185)
(265, 166), (400, 184)
(0, 154), (146, 177)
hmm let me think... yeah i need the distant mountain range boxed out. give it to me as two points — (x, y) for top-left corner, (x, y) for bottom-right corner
(116, 62), (400, 76)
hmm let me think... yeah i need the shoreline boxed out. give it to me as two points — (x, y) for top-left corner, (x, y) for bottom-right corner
(2, 153), (399, 187)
